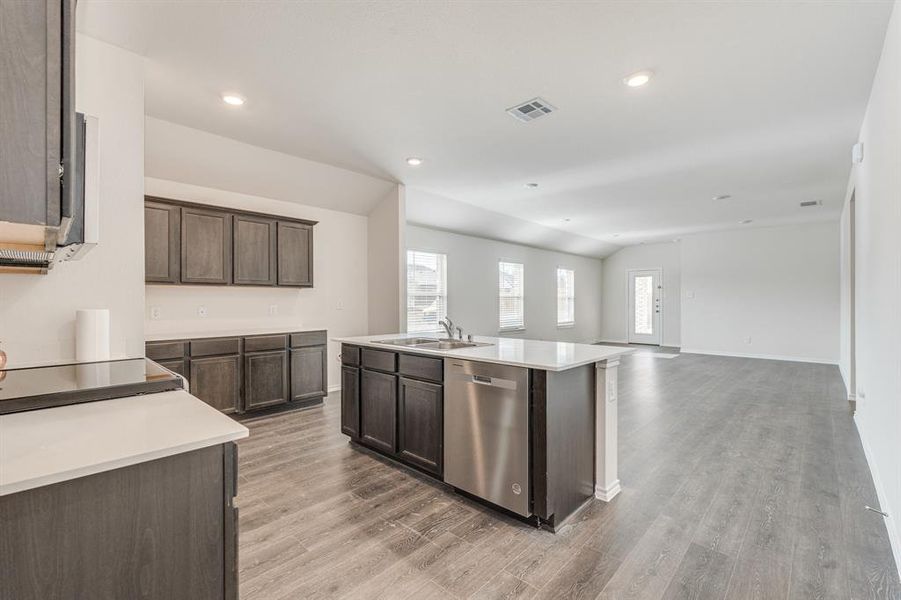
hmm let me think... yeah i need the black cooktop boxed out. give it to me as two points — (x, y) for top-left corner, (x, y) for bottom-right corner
(0, 358), (184, 415)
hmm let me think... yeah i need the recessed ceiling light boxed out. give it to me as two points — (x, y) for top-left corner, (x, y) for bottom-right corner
(624, 70), (653, 88)
(563, 218), (571, 222)
(524, 182), (539, 188)
(405, 157), (423, 166)
(222, 94), (245, 106)
(612, 233), (620, 238)
(739, 219), (753, 224)
(712, 194), (732, 201)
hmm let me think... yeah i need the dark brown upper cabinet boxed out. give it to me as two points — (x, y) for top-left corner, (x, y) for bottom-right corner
(144, 201), (181, 283)
(181, 206), (232, 284)
(143, 197), (316, 288)
(233, 215), (276, 286)
(277, 221), (313, 287)
(0, 0), (76, 230)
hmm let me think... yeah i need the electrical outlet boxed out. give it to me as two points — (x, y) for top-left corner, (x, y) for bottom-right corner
(198, 306), (208, 318)
(150, 306), (161, 320)
(336, 299), (344, 311)
(686, 291), (695, 299)
(269, 304), (278, 316)
(745, 336), (752, 344)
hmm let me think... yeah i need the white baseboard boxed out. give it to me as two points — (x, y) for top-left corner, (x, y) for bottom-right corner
(596, 339), (628, 345)
(595, 480), (622, 502)
(853, 415), (901, 580)
(328, 384), (341, 393)
(679, 348), (838, 365)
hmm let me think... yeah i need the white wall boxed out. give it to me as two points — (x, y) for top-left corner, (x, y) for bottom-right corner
(143, 176), (369, 389)
(601, 242), (682, 347)
(842, 0), (901, 572)
(681, 222), (840, 363)
(367, 186), (406, 335)
(0, 35), (145, 367)
(405, 225), (603, 343)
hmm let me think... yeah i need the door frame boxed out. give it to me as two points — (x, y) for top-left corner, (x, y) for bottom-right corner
(626, 268), (663, 346)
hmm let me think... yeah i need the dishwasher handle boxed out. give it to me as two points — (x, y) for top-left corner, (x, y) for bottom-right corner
(458, 373), (519, 391)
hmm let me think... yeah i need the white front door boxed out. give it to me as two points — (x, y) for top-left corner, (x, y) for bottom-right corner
(627, 269), (662, 345)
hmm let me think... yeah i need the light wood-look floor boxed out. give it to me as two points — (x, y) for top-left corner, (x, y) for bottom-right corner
(236, 352), (901, 599)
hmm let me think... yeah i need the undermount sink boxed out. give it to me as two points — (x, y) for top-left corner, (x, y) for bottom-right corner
(373, 337), (491, 350)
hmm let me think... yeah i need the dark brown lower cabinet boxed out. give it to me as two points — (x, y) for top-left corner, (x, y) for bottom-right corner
(341, 365), (360, 439)
(290, 345), (327, 401)
(244, 350), (288, 410)
(191, 355), (241, 414)
(398, 377), (443, 475)
(158, 357), (189, 380)
(0, 443), (238, 600)
(360, 369), (397, 454)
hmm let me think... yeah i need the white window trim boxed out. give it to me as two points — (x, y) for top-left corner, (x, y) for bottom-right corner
(556, 266), (575, 328)
(406, 249), (448, 334)
(497, 259), (525, 333)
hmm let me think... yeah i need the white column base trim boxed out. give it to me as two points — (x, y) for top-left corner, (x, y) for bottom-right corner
(595, 481), (621, 502)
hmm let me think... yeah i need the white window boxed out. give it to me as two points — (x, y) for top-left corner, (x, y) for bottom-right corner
(498, 261), (525, 331)
(406, 250), (447, 333)
(557, 268), (575, 327)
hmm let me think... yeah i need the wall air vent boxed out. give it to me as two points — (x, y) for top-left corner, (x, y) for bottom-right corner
(799, 200), (822, 207)
(506, 97), (556, 123)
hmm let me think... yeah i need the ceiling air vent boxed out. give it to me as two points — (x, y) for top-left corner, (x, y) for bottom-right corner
(800, 200), (822, 207)
(506, 97), (556, 123)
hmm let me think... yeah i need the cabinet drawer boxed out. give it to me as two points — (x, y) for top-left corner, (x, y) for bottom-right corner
(190, 337), (241, 357)
(341, 345), (360, 366)
(398, 353), (443, 383)
(244, 334), (287, 352)
(146, 341), (187, 361)
(291, 331), (327, 348)
(361, 348), (396, 373)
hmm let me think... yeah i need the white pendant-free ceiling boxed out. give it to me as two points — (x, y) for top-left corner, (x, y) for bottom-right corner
(78, 1), (892, 256)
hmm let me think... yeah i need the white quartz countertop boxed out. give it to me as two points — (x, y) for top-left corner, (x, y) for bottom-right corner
(332, 333), (634, 371)
(0, 390), (248, 496)
(145, 325), (326, 342)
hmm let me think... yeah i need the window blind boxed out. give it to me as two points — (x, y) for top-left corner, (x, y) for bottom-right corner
(406, 250), (447, 333)
(498, 261), (524, 330)
(557, 268), (575, 326)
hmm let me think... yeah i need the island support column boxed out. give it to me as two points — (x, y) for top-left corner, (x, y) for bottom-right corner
(595, 359), (621, 501)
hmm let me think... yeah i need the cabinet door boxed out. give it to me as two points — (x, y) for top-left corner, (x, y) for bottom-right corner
(0, 0), (65, 227)
(341, 366), (360, 439)
(398, 377), (443, 475)
(181, 207), (232, 284)
(290, 345), (327, 401)
(144, 201), (181, 283)
(360, 369), (396, 454)
(190, 355), (241, 414)
(158, 358), (189, 382)
(277, 221), (313, 287)
(244, 350), (288, 410)
(233, 215), (276, 286)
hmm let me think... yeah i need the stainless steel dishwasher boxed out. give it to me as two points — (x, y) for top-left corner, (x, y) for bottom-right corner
(444, 358), (531, 517)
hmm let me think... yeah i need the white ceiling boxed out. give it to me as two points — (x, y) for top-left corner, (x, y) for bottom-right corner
(78, 1), (892, 257)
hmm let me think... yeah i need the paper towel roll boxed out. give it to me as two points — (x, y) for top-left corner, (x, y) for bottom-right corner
(76, 309), (110, 362)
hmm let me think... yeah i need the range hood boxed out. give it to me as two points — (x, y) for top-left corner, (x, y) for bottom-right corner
(0, 114), (99, 274)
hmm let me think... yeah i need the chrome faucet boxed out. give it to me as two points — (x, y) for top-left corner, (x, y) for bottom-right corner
(439, 316), (454, 339)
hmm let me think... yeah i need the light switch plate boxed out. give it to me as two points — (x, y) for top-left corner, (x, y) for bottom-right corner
(150, 306), (161, 320)
(198, 306), (208, 318)
(269, 304), (278, 316)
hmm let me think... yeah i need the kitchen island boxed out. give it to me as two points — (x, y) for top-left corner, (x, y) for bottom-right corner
(334, 333), (634, 530)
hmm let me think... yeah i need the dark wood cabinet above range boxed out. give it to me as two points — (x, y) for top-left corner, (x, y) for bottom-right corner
(144, 196), (316, 288)
(146, 330), (327, 416)
(0, 0), (76, 231)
